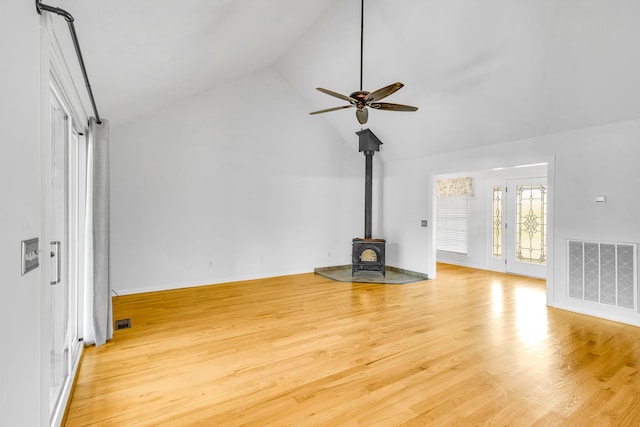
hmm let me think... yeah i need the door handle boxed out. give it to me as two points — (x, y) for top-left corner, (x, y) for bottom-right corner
(50, 241), (61, 285)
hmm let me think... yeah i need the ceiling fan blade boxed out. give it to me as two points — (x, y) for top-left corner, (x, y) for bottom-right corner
(364, 82), (404, 103)
(369, 102), (418, 112)
(316, 88), (357, 103)
(309, 105), (354, 115)
(356, 108), (368, 124)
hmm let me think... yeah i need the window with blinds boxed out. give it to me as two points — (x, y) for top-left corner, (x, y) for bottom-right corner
(436, 195), (469, 254)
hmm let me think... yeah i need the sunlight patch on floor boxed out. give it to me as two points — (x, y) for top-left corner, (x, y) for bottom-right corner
(515, 286), (548, 346)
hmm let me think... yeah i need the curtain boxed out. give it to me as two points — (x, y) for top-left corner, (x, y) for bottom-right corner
(84, 118), (112, 346)
(436, 177), (473, 197)
(82, 132), (94, 343)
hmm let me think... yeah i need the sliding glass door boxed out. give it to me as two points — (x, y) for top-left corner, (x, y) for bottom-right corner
(49, 83), (85, 425)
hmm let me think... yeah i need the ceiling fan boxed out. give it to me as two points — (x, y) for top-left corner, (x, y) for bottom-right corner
(310, 0), (418, 125)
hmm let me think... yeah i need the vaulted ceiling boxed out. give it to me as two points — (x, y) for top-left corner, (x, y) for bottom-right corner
(61, 0), (640, 160)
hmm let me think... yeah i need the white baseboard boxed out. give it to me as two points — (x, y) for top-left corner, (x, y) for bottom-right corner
(549, 299), (640, 327)
(113, 269), (311, 296)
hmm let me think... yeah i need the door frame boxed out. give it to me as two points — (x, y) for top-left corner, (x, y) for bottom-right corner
(40, 13), (89, 426)
(429, 156), (555, 304)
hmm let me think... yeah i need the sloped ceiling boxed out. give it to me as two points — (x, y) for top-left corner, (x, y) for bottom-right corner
(60, 0), (640, 161)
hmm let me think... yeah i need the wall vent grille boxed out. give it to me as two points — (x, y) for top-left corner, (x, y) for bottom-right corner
(568, 240), (637, 310)
(115, 318), (131, 330)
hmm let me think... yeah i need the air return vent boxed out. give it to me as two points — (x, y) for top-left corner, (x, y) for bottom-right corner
(568, 240), (637, 310)
(115, 318), (131, 330)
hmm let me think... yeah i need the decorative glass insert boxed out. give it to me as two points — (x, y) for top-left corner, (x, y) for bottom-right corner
(516, 184), (547, 264)
(492, 187), (502, 259)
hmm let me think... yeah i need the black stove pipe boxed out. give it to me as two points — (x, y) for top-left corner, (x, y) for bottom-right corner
(364, 150), (373, 239)
(356, 129), (382, 239)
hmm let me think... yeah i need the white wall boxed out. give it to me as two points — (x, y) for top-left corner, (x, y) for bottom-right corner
(382, 118), (640, 326)
(110, 67), (365, 294)
(0, 1), (43, 425)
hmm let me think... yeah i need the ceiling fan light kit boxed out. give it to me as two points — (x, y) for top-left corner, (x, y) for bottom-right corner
(310, 0), (417, 124)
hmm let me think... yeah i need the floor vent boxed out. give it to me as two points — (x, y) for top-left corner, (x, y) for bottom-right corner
(115, 318), (131, 330)
(568, 240), (637, 310)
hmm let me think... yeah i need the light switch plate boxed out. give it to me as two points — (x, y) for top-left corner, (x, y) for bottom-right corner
(421, 220), (428, 227)
(21, 238), (39, 275)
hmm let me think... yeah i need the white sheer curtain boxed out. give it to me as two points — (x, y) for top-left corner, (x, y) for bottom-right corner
(83, 118), (112, 346)
(83, 131), (95, 343)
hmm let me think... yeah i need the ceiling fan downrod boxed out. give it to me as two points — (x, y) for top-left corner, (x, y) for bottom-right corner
(360, 0), (364, 91)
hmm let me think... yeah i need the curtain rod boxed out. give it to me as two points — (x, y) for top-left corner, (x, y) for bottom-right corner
(36, 0), (102, 124)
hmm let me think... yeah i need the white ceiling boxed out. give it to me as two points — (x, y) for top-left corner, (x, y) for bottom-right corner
(61, 0), (640, 160)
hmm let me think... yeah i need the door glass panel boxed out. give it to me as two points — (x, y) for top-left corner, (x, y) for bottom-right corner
(49, 83), (85, 425)
(49, 95), (69, 415)
(515, 184), (547, 265)
(492, 187), (502, 259)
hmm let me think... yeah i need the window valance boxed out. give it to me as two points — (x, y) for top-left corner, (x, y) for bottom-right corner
(436, 177), (473, 197)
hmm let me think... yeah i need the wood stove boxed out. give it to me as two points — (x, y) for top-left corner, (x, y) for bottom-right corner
(352, 238), (385, 276)
(352, 129), (386, 276)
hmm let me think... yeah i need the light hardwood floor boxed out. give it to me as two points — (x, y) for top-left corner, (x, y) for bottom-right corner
(65, 264), (640, 426)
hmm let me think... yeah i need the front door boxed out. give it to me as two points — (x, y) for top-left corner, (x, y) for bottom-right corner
(505, 178), (547, 278)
